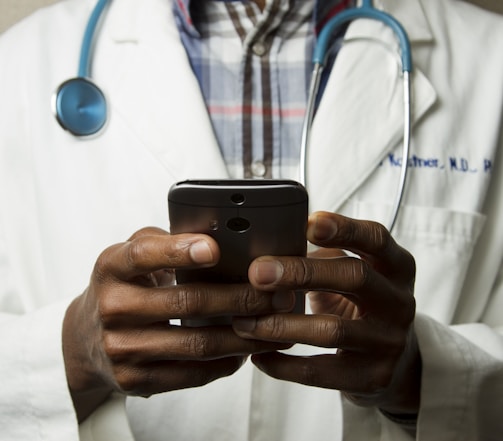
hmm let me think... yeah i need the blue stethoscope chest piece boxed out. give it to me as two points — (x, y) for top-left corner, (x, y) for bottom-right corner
(53, 77), (107, 136)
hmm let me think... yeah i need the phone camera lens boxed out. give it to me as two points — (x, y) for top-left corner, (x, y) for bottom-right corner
(230, 193), (245, 205)
(226, 217), (250, 233)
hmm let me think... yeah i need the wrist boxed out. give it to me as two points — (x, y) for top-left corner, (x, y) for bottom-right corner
(63, 295), (113, 422)
(381, 327), (423, 416)
(70, 387), (113, 423)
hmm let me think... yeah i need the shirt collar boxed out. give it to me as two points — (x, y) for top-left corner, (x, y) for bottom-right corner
(313, 0), (354, 35)
(173, 0), (354, 37)
(174, 0), (192, 25)
(107, 0), (432, 46)
(173, 0), (196, 34)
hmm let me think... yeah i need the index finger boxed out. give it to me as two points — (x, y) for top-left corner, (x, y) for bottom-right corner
(96, 232), (220, 282)
(307, 212), (415, 277)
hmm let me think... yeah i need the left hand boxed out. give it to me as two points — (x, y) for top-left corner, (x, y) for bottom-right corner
(233, 211), (421, 415)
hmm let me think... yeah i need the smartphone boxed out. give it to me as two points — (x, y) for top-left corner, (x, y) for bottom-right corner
(168, 179), (308, 326)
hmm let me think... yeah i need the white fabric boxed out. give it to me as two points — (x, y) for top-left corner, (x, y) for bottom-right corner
(0, 0), (502, 440)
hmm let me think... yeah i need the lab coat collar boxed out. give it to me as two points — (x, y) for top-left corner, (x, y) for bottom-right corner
(106, 0), (142, 43)
(381, 0), (433, 43)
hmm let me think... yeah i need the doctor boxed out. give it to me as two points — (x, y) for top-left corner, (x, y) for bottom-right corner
(0, 0), (502, 440)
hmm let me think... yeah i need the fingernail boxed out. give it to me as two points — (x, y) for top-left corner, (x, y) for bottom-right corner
(312, 215), (336, 241)
(233, 317), (257, 333)
(254, 260), (283, 285)
(189, 240), (214, 264)
(272, 291), (295, 311)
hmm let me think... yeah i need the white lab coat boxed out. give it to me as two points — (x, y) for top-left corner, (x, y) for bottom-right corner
(0, 0), (502, 440)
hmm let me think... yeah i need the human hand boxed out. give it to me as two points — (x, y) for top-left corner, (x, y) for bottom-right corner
(233, 212), (421, 416)
(62, 227), (293, 422)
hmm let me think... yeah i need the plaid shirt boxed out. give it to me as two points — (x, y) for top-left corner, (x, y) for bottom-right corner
(173, 0), (353, 179)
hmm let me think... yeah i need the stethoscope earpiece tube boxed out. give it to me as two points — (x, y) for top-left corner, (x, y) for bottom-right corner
(313, 0), (412, 73)
(301, 0), (413, 233)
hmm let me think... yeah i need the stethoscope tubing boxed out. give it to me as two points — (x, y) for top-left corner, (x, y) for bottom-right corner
(300, 0), (413, 232)
(389, 71), (411, 232)
(78, 0), (111, 78)
(313, 0), (412, 72)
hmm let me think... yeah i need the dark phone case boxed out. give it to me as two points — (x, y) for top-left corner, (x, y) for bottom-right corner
(168, 180), (308, 326)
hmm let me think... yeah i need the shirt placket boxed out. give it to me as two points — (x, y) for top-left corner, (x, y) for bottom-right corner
(227, 0), (290, 179)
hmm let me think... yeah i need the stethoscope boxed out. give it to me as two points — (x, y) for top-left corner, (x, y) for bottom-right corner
(301, 0), (412, 231)
(53, 0), (412, 232)
(52, 0), (109, 137)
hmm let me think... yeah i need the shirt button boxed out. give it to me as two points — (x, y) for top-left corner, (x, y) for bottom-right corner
(252, 41), (267, 57)
(251, 161), (267, 177)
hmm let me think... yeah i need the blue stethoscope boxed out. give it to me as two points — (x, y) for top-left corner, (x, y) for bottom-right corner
(52, 0), (110, 137)
(300, 0), (412, 231)
(53, 0), (412, 231)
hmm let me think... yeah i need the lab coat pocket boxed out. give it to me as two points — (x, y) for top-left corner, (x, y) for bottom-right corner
(351, 202), (487, 324)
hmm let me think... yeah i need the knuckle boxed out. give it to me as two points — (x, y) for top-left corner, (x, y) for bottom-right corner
(339, 217), (387, 247)
(93, 247), (115, 284)
(114, 365), (144, 395)
(129, 227), (166, 241)
(324, 316), (345, 347)
(336, 217), (358, 244)
(403, 249), (416, 275)
(293, 258), (314, 287)
(102, 330), (145, 365)
(392, 288), (416, 326)
(97, 291), (124, 326)
(237, 286), (263, 314)
(102, 332), (127, 361)
(355, 259), (370, 290)
(402, 295), (416, 323)
(125, 239), (146, 271)
(368, 222), (391, 254)
(169, 287), (189, 316)
(98, 293), (115, 318)
(186, 331), (214, 359)
(393, 246), (416, 282)
(171, 286), (204, 317)
(262, 315), (287, 340)
(342, 258), (369, 293)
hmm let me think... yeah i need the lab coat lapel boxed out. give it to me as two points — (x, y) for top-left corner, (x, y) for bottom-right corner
(307, 0), (437, 213)
(100, 0), (228, 181)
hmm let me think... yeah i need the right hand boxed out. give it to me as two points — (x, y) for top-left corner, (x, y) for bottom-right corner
(62, 227), (294, 422)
